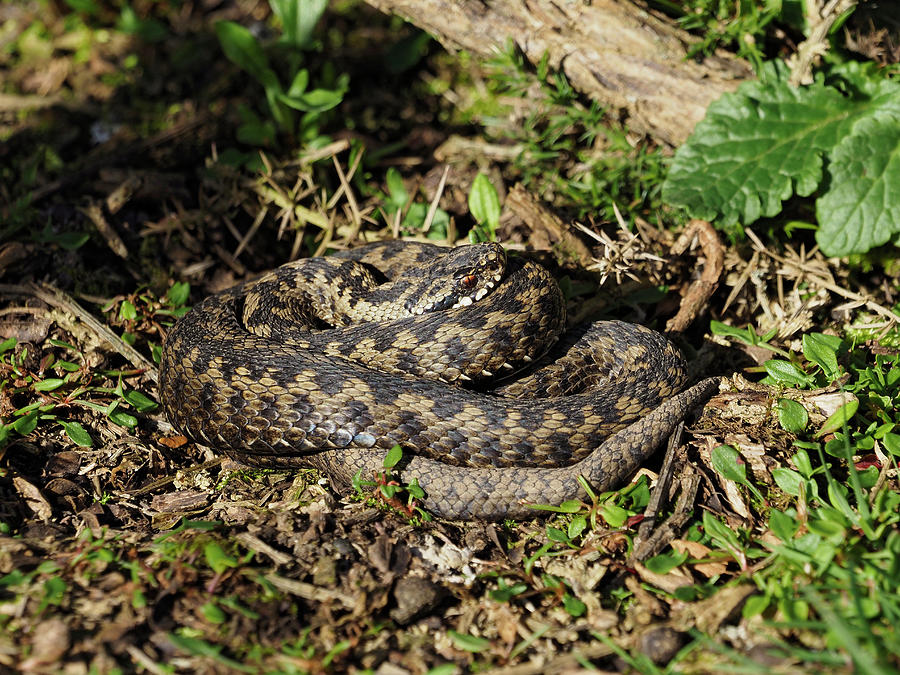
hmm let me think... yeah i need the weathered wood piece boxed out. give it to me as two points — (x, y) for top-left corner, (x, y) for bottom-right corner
(366, 0), (753, 145)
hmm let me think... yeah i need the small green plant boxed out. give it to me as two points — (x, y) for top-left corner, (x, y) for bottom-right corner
(215, 0), (347, 147)
(0, 334), (159, 448)
(710, 320), (787, 357)
(650, 0), (790, 71)
(351, 444), (431, 520)
(663, 61), (900, 256)
(378, 168), (450, 239)
(467, 173), (501, 242)
(477, 45), (667, 224)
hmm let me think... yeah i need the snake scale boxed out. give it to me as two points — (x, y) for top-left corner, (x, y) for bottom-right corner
(159, 240), (718, 520)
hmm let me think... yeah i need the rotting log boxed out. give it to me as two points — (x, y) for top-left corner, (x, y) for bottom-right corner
(365, 0), (754, 146)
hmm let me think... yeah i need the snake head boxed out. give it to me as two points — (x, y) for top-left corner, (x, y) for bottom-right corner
(404, 242), (507, 315)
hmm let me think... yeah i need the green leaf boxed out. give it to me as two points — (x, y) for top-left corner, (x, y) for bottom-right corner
(385, 168), (409, 209)
(801, 333), (842, 380)
(59, 421), (92, 447)
(882, 432), (900, 457)
(270, 0), (328, 48)
(568, 515), (587, 540)
(562, 593), (586, 617)
(772, 467), (805, 497)
(383, 444), (403, 469)
(703, 511), (741, 552)
(468, 174), (501, 234)
(167, 633), (255, 672)
(645, 548), (689, 574)
(286, 68), (309, 97)
(278, 88), (344, 113)
(764, 359), (813, 387)
(33, 378), (66, 391)
(600, 501), (628, 528)
(768, 508), (798, 542)
(816, 114), (900, 256)
(663, 64), (860, 226)
(123, 390), (158, 412)
(118, 300), (137, 321)
(0, 336), (16, 354)
(204, 542), (239, 575)
(711, 444), (747, 484)
(108, 409), (137, 429)
(447, 630), (490, 653)
(12, 411), (39, 435)
(742, 594), (770, 618)
(776, 398), (808, 433)
(166, 282), (190, 307)
(709, 320), (754, 344)
(215, 21), (281, 94)
(490, 579), (528, 602)
(546, 526), (570, 543)
(817, 398), (858, 437)
(200, 601), (226, 624)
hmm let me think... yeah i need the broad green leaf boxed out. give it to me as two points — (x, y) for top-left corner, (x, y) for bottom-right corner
(204, 542), (239, 575)
(546, 526), (570, 543)
(764, 359), (813, 387)
(742, 594), (770, 618)
(468, 173), (501, 233)
(0, 337), (16, 353)
(645, 548), (689, 574)
(118, 300), (137, 321)
(166, 281), (190, 307)
(215, 21), (281, 94)
(801, 333), (842, 380)
(405, 478), (424, 499)
(663, 64), (860, 226)
(278, 87), (344, 113)
(59, 421), (92, 447)
(33, 378), (65, 391)
(562, 593), (586, 617)
(385, 168), (409, 209)
(383, 444), (403, 469)
(567, 514), (587, 540)
(270, 0), (328, 48)
(12, 411), (39, 435)
(600, 501), (628, 528)
(776, 398), (808, 433)
(816, 114), (900, 255)
(817, 398), (858, 436)
(772, 467), (805, 497)
(711, 444), (747, 484)
(882, 432), (900, 457)
(200, 601), (226, 624)
(108, 410), (137, 429)
(768, 508), (798, 542)
(123, 390), (158, 412)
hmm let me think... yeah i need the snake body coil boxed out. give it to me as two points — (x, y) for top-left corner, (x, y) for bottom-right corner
(159, 241), (717, 520)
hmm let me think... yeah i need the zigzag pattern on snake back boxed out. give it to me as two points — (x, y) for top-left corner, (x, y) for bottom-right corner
(158, 240), (718, 520)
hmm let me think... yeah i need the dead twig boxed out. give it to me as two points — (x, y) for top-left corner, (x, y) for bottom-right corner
(666, 219), (725, 334)
(0, 282), (158, 383)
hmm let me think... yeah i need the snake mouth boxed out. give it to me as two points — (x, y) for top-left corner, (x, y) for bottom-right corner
(412, 271), (504, 314)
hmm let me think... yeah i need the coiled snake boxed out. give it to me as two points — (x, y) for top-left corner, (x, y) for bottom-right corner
(159, 240), (717, 520)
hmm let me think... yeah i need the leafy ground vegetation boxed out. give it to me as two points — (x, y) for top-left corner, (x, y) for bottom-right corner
(1, 0), (900, 672)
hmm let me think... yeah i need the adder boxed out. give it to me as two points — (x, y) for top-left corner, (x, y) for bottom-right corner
(159, 240), (718, 520)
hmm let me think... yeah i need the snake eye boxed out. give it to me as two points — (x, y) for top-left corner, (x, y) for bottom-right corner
(460, 274), (477, 289)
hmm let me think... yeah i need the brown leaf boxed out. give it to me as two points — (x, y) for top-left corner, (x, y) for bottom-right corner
(158, 434), (188, 448)
(13, 476), (53, 521)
